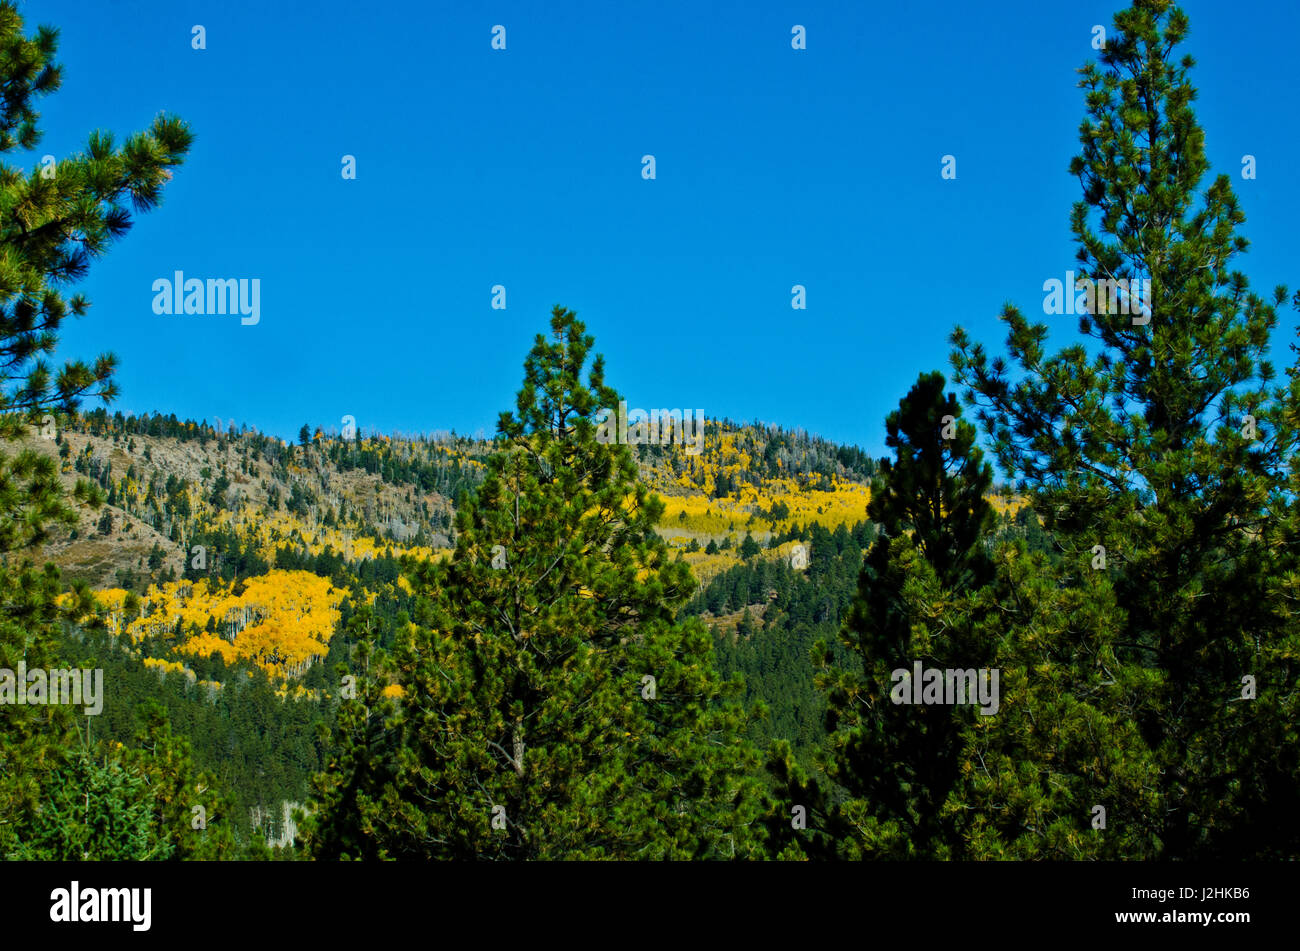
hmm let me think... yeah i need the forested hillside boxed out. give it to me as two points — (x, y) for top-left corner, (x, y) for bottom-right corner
(10, 405), (911, 842)
(3, 0), (1297, 867)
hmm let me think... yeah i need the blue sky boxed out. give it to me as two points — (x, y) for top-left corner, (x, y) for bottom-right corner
(21, 0), (1300, 458)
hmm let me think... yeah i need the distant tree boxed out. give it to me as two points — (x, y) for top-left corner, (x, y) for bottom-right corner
(737, 607), (756, 638)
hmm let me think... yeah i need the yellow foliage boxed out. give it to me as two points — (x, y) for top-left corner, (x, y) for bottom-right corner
(96, 569), (347, 680)
(143, 657), (189, 677)
(657, 478), (872, 539)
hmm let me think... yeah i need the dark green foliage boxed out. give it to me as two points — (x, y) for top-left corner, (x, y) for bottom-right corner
(306, 307), (764, 859)
(0, 0), (224, 861)
(868, 371), (994, 591)
(772, 373), (997, 858)
(950, 0), (1300, 857)
(689, 521), (872, 763)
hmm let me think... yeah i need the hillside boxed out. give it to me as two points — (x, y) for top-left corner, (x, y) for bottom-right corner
(10, 407), (1039, 837)
(7, 409), (903, 680)
(21, 408), (1043, 680)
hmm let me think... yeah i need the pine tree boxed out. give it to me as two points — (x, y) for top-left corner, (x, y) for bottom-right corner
(867, 372), (994, 591)
(307, 306), (763, 859)
(0, 1), (226, 859)
(0, 0), (189, 544)
(940, 546), (1162, 859)
(769, 372), (998, 858)
(0, 8), (191, 446)
(950, 0), (1300, 857)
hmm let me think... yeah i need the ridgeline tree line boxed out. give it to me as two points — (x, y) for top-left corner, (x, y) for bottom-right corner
(2, 0), (1297, 859)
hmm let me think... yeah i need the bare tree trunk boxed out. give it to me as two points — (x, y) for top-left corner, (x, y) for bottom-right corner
(511, 719), (525, 777)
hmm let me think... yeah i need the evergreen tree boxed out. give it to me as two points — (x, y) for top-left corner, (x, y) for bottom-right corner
(0, 0), (189, 546)
(0, 1), (232, 859)
(868, 372), (994, 591)
(950, 0), (1300, 857)
(769, 371), (998, 858)
(307, 307), (763, 859)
